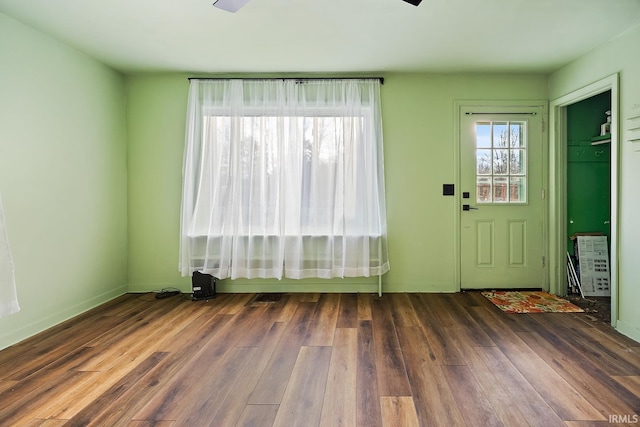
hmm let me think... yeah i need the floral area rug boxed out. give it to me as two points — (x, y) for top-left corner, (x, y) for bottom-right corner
(481, 291), (585, 313)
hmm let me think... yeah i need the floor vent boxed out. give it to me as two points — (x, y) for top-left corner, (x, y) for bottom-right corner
(252, 293), (284, 303)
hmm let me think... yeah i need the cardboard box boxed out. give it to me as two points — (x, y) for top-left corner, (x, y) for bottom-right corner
(575, 235), (610, 296)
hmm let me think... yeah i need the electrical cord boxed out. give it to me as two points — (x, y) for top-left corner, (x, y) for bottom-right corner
(155, 287), (183, 299)
(135, 287), (189, 301)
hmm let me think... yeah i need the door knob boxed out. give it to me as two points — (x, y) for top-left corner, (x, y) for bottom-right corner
(463, 204), (479, 211)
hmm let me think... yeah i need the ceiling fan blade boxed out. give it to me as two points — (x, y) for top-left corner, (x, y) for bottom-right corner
(213, 0), (251, 12)
(402, 0), (423, 5)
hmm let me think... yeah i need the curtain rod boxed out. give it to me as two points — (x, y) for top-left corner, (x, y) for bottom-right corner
(187, 77), (384, 85)
(465, 112), (537, 115)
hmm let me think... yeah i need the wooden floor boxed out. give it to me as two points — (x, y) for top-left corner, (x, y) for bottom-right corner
(1, 292), (639, 426)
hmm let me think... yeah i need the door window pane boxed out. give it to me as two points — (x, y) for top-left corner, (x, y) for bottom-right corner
(474, 120), (527, 203)
(476, 122), (492, 148)
(476, 177), (492, 202)
(477, 149), (492, 175)
(509, 177), (526, 202)
(493, 122), (509, 147)
(493, 149), (509, 175)
(493, 177), (509, 202)
(510, 149), (525, 175)
(510, 123), (523, 147)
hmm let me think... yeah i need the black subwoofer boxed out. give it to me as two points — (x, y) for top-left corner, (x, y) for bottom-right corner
(192, 271), (216, 300)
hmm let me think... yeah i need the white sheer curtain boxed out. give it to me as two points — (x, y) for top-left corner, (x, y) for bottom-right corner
(180, 78), (389, 280)
(0, 193), (20, 317)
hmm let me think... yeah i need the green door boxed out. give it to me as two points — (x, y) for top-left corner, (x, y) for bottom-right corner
(460, 107), (545, 289)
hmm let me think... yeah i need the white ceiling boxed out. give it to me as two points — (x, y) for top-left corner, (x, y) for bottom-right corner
(1, 0), (640, 75)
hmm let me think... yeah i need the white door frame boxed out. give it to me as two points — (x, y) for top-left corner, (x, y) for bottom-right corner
(548, 74), (619, 326)
(454, 100), (549, 291)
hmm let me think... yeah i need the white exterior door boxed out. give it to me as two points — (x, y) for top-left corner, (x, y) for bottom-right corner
(460, 106), (545, 289)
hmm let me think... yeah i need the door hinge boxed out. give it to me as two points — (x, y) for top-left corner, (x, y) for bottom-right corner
(542, 119), (545, 133)
(542, 256), (546, 267)
(541, 188), (545, 199)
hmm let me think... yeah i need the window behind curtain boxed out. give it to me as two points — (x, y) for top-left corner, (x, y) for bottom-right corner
(180, 79), (389, 280)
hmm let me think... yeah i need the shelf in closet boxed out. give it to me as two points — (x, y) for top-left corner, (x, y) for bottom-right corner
(591, 133), (611, 145)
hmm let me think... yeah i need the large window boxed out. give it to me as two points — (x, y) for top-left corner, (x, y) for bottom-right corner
(180, 79), (389, 280)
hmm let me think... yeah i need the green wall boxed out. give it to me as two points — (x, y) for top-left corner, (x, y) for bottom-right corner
(549, 23), (640, 342)
(566, 91), (611, 254)
(0, 14), (128, 349)
(126, 73), (548, 294)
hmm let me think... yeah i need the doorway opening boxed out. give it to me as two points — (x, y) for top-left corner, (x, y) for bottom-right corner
(565, 91), (612, 323)
(548, 74), (619, 326)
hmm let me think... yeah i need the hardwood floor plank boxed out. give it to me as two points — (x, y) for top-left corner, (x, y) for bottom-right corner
(208, 322), (288, 427)
(303, 293), (340, 347)
(319, 328), (358, 427)
(370, 296), (402, 349)
(216, 293), (255, 314)
(235, 404), (279, 427)
(73, 303), (195, 373)
(76, 297), (186, 350)
(235, 299), (289, 347)
(0, 370), (95, 425)
(588, 322), (640, 348)
(336, 293), (358, 328)
(33, 371), (103, 420)
(57, 313), (235, 422)
(442, 365), (504, 426)
(472, 345), (572, 426)
(465, 291), (541, 332)
(562, 422), (612, 427)
(275, 293), (303, 322)
(357, 293), (373, 320)
(11, 294), (137, 352)
(0, 346), (97, 411)
(92, 293), (149, 317)
(131, 346), (251, 423)
(131, 323), (259, 422)
(439, 293), (496, 347)
(461, 344), (531, 426)
(371, 296), (412, 396)
(469, 302), (611, 421)
(248, 301), (317, 404)
(0, 314), (125, 381)
(380, 396), (419, 427)
(272, 346), (332, 427)
(613, 375), (640, 397)
(356, 320), (382, 427)
(388, 293), (419, 327)
(395, 326), (466, 426)
(0, 380), (18, 394)
(187, 304), (270, 356)
(151, 299), (227, 351)
(418, 294), (459, 328)
(518, 330), (640, 416)
(175, 346), (259, 425)
(23, 419), (69, 427)
(62, 351), (169, 426)
(300, 293), (320, 303)
(408, 294), (466, 366)
(53, 309), (237, 419)
(565, 327), (640, 376)
(127, 421), (176, 427)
